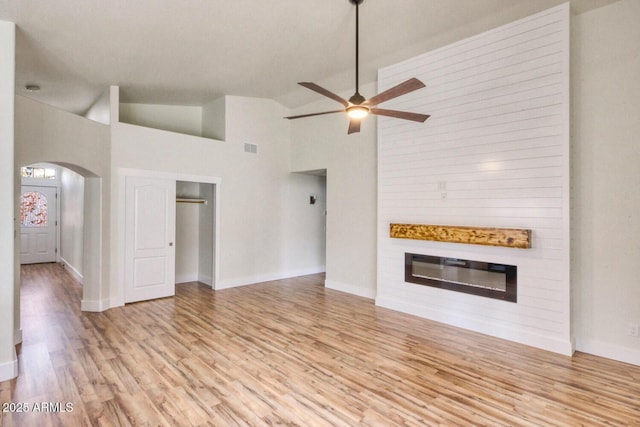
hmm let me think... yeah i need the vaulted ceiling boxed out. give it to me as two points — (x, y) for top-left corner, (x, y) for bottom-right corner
(0, 0), (619, 115)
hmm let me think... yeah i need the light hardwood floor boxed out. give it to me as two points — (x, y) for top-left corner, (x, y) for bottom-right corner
(2, 263), (639, 426)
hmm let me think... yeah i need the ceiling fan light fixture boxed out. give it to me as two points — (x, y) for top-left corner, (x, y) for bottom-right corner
(347, 105), (369, 119)
(283, 0), (430, 133)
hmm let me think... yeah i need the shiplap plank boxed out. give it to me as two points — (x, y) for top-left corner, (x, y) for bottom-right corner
(385, 72), (564, 115)
(382, 136), (563, 164)
(380, 147), (565, 175)
(380, 114), (564, 146)
(380, 125), (564, 156)
(381, 188), (564, 202)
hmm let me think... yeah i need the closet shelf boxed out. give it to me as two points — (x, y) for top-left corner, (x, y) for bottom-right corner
(176, 197), (207, 205)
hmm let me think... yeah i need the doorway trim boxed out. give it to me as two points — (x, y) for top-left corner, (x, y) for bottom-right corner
(113, 168), (221, 308)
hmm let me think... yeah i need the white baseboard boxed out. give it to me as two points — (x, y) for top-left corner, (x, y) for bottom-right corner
(376, 295), (574, 356)
(175, 273), (198, 284)
(176, 274), (213, 286)
(0, 351), (18, 382)
(81, 298), (110, 312)
(215, 267), (325, 290)
(576, 338), (640, 366)
(325, 279), (376, 299)
(60, 257), (83, 285)
(197, 273), (213, 287)
(14, 328), (22, 345)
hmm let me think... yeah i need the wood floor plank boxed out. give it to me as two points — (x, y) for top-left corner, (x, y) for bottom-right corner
(2, 263), (640, 426)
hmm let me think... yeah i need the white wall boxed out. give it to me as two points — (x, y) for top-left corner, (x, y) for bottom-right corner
(16, 97), (111, 177)
(376, 4), (571, 355)
(119, 103), (203, 137)
(111, 93), (326, 306)
(290, 82), (378, 298)
(60, 167), (85, 282)
(0, 20), (17, 382)
(572, 0), (640, 365)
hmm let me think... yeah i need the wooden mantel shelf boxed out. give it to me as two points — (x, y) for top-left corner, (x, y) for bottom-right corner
(390, 224), (531, 249)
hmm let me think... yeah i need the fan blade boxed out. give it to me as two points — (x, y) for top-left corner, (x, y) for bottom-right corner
(370, 108), (430, 123)
(348, 119), (361, 134)
(284, 110), (344, 120)
(364, 78), (426, 107)
(299, 82), (349, 107)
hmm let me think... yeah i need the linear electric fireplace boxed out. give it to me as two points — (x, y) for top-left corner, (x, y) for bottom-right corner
(405, 253), (517, 302)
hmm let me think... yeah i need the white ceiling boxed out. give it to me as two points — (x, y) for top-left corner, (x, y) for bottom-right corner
(0, 0), (619, 115)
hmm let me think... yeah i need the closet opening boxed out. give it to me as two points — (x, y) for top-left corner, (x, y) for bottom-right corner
(175, 181), (216, 287)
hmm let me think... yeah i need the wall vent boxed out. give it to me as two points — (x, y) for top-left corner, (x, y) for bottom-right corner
(244, 143), (258, 154)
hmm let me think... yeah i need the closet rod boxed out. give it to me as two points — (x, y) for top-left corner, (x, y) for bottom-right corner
(176, 198), (207, 205)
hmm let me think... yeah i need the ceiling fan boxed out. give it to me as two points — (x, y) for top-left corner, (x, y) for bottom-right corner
(285, 0), (430, 134)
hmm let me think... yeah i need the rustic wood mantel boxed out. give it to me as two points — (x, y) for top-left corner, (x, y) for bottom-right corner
(390, 224), (531, 249)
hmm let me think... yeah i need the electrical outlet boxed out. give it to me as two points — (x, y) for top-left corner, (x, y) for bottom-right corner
(627, 322), (639, 337)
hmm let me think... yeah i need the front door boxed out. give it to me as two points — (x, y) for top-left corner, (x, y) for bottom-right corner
(124, 176), (176, 303)
(20, 185), (58, 264)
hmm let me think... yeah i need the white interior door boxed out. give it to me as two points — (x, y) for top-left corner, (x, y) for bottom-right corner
(125, 176), (176, 303)
(20, 185), (58, 264)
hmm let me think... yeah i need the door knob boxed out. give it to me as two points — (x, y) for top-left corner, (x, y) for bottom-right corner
(169, 242), (173, 246)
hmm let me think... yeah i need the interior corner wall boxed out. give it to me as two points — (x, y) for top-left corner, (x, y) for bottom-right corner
(84, 87), (111, 125)
(290, 82), (378, 299)
(0, 20), (17, 381)
(377, 4), (571, 355)
(571, 0), (640, 365)
(176, 181), (201, 284)
(202, 97), (226, 141)
(60, 167), (85, 281)
(198, 183), (215, 286)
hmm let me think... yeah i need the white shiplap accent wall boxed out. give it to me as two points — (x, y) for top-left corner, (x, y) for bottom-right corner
(376, 4), (572, 355)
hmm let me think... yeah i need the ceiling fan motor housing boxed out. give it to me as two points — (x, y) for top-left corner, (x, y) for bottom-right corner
(349, 92), (366, 105)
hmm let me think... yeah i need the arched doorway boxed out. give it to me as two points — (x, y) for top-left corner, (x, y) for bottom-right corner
(15, 161), (104, 342)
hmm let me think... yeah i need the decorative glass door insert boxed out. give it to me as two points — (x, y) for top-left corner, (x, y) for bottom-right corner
(21, 191), (49, 227)
(20, 186), (57, 264)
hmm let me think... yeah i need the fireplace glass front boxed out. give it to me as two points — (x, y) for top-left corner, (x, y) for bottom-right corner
(405, 253), (517, 302)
